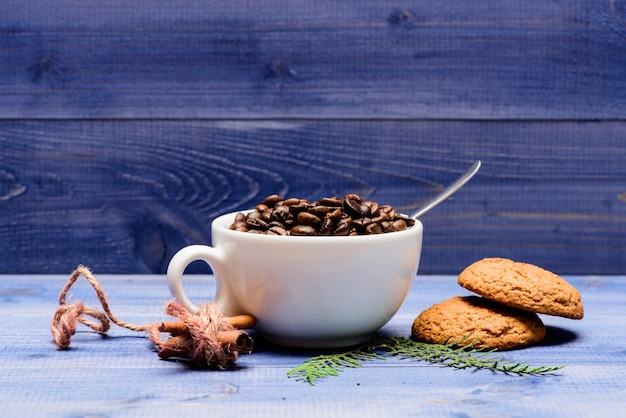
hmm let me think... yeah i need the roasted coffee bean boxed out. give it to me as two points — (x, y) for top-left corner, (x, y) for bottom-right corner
(318, 197), (343, 207)
(389, 219), (408, 232)
(352, 218), (371, 232)
(366, 223), (383, 235)
(260, 210), (273, 223)
(290, 225), (317, 236)
(246, 217), (268, 231)
(319, 217), (335, 235)
(378, 206), (394, 220)
(288, 203), (311, 216)
(333, 222), (352, 236)
(262, 194), (282, 207)
(364, 200), (380, 216)
(282, 197), (301, 206)
(268, 225), (288, 235)
(395, 213), (415, 227)
(360, 203), (372, 217)
(229, 194), (414, 236)
(327, 208), (343, 221)
(270, 205), (290, 222)
(337, 216), (352, 226)
(344, 193), (362, 203)
(297, 211), (322, 228)
(343, 197), (364, 218)
(309, 205), (330, 218)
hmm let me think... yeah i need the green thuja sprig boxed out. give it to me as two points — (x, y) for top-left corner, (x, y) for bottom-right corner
(286, 348), (386, 385)
(287, 334), (564, 385)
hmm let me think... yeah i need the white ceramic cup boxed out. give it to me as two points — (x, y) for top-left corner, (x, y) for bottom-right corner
(167, 210), (423, 348)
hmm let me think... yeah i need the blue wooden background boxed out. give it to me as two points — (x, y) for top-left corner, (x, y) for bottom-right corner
(1, 1), (625, 275)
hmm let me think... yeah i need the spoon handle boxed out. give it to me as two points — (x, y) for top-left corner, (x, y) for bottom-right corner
(411, 160), (482, 219)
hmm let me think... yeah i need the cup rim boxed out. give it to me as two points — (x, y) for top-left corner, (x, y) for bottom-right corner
(211, 209), (423, 242)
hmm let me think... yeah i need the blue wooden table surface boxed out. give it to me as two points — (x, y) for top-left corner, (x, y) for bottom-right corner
(1, 274), (624, 417)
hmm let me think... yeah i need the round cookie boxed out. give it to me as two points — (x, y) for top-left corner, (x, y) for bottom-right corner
(412, 296), (546, 350)
(458, 258), (584, 319)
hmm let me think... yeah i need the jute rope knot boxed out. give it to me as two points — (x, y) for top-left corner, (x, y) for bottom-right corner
(51, 265), (254, 369)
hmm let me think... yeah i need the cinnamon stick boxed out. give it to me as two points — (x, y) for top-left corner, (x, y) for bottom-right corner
(225, 314), (256, 329)
(158, 314), (256, 336)
(159, 321), (189, 336)
(216, 330), (254, 353)
(157, 335), (193, 359)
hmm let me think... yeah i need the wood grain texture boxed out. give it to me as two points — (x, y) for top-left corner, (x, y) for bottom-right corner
(2, 1), (625, 275)
(1, 120), (625, 275)
(1, 0), (626, 118)
(1, 274), (624, 417)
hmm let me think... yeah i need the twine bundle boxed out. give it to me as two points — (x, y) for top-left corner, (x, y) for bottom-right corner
(51, 266), (254, 369)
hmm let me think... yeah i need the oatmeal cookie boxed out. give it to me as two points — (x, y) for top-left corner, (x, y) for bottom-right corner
(411, 296), (546, 350)
(458, 258), (584, 319)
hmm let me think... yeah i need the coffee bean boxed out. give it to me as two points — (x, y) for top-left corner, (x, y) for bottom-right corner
(309, 205), (330, 218)
(232, 223), (249, 232)
(290, 225), (317, 236)
(288, 203), (310, 216)
(352, 218), (371, 232)
(394, 213), (415, 228)
(229, 194), (414, 236)
(360, 203), (372, 217)
(343, 197), (364, 218)
(282, 198), (300, 206)
(318, 197), (343, 207)
(328, 208), (343, 221)
(363, 200), (380, 216)
(260, 210), (273, 222)
(246, 217), (268, 231)
(333, 222), (352, 236)
(344, 193), (362, 203)
(389, 219), (408, 232)
(255, 203), (269, 212)
(268, 225), (288, 235)
(297, 211), (322, 228)
(270, 205), (290, 222)
(366, 223), (383, 234)
(262, 194), (282, 207)
(319, 217), (335, 235)
(268, 221), (285, 229)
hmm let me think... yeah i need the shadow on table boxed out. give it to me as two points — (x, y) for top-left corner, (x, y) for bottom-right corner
(538, 326), (579, 347)
(248, 325), (580, 356)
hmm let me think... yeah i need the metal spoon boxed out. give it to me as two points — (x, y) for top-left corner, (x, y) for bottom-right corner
(411, 160), (482, 219)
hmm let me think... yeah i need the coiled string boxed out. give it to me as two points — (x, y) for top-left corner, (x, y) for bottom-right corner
(50, 265), (254, 369)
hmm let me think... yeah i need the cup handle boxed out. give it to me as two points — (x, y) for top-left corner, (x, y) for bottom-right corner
(167, 244), (233, 314)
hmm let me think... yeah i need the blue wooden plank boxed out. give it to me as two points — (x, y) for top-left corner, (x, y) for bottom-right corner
(0, 274), (624, 417)
(1, 0), (626, 118)
(1, 120), (625, 275)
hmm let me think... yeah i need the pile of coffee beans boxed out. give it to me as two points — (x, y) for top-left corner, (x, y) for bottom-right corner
(229, 194), (415, 236)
